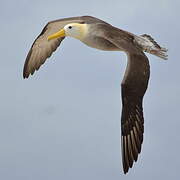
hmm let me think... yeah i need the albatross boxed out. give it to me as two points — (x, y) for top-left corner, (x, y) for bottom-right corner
(23, 16), (168, 174)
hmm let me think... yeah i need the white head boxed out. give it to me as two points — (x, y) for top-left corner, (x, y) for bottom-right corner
(48, 23), (87, 41)
(64, 23), (87, 39)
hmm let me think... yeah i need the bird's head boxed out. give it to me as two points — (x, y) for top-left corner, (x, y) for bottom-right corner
(48, 23), (87, 41)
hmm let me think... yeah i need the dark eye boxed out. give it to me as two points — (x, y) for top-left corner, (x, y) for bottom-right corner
(68, 26), (72, 29)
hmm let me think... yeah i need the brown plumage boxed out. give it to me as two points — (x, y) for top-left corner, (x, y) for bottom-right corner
(23, 16), (167, 174)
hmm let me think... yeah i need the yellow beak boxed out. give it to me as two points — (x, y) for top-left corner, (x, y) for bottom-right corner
(47, 29), (65, 41)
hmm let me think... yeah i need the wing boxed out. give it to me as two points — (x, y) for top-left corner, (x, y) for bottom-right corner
(121, 52), (150, 173)
(23, 17), (84, 78)
(23, 16), (107, 78)
(103, 26), (150, 173)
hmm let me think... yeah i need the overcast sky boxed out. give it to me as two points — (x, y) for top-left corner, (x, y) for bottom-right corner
(0, 0), (179, 179)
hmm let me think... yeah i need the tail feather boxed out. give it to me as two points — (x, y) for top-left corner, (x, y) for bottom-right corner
(134, 34), (168, 60)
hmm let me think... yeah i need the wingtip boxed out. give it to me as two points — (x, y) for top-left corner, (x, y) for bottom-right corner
(23, 71), (29, 79)
(123, 168), (129, 174)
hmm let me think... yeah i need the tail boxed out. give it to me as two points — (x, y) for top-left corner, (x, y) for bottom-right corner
(134, 34), (168, 60)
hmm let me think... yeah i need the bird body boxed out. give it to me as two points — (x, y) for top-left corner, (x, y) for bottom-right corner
(23, 16), (168, 174)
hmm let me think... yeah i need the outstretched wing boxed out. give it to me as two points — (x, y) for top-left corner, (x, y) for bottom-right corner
(23, 17), (84, 78)
(103, 25), (150, 173)
(23, 16), (107, 78)
(121, 52), (150, 173)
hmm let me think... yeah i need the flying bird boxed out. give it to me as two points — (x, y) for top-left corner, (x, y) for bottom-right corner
(23, 16), (168, 174)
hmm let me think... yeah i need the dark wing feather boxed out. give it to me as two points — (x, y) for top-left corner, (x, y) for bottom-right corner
(102, 26), (150, 174)
(121, 52), (150, 173)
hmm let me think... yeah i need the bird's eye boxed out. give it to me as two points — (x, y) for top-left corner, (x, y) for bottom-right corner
(68, 26), (72, 29)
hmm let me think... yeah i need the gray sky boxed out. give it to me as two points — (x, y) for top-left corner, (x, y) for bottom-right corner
(0, 0), (179, 179)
